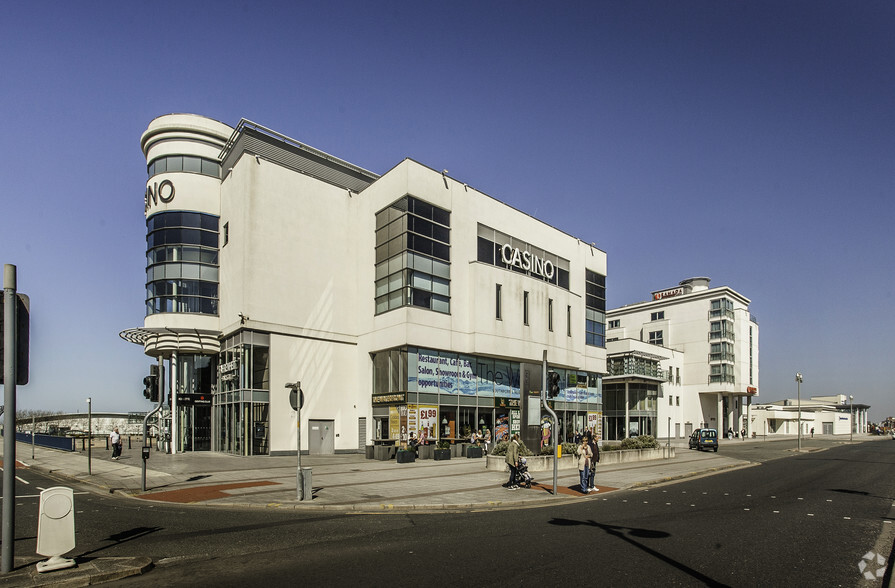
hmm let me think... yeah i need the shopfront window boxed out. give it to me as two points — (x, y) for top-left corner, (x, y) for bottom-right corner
(372, 345), (600, 447)
(175, 354), (214, 451)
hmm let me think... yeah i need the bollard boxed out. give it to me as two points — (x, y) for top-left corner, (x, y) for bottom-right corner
(35, 487), (76, 572)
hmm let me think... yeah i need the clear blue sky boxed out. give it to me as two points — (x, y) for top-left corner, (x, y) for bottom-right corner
(2, 2), (892, 420)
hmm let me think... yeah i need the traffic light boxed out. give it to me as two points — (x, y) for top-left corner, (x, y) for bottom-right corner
(547, 371), (560, 398)
(143, 364), (159, 402)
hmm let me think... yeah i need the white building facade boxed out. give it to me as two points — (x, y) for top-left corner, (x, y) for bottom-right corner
(749, 395), (869, 438)
(122, 114), (608, 456)
(606, 277), (759, 440)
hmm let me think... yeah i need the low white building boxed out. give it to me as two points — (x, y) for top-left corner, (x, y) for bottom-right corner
(749, 394), (869, 437)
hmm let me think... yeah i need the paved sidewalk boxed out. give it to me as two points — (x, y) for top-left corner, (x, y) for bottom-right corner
(10, 441), (752, 511)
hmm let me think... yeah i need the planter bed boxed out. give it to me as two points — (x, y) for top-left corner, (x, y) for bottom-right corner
(484, 446), (674, 471)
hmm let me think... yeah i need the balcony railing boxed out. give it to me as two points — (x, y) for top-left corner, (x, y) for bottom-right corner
(708, 331), (735, 342)
(607, 365), (666, 379)
(708, 374), (736, 385)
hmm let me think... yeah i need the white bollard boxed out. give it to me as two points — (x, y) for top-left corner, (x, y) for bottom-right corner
(35, 487), (76, 573)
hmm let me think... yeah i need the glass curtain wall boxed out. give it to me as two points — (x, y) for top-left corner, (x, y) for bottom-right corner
(602, 382), (658, 441)
(215, 331), (271, 455)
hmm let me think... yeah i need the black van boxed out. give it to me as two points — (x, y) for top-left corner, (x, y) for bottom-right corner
(688, 428), (718, 452)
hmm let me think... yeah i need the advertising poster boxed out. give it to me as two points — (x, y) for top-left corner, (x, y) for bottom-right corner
(540, 414), (553, 451)
(456, 355), (477, 395)
(493, 360), (520, 398)
(495, 413), (509, 442)
(510, 409), (521, 437)
(476, 359), (494, 397)
(408, 404), (438, 444)
(587, 411), (602, 441)
(412, 349), (457, 394)
(389, 406), (400, 440)
(398, 405), (408, 445)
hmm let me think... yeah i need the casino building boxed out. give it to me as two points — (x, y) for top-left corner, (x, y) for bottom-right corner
(121, 114), (608, 455)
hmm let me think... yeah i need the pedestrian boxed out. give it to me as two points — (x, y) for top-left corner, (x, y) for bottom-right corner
(483, 428), (491, 454)
(504, 433), (521, 489)
(577, 436), (592, 494)
(810, 427), (814, 438)
(586, 431), (600, 492)
(110, 427), (122, 460)
(727, 427), (733, 440)
(741, 427), (746, 440)
(574, 429), (582, 444)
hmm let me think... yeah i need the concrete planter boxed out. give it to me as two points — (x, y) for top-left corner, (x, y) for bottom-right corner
(396, 450), (416, 464)
(466, 446), (484, 459)
(374, 445), (396, 461)
(417, 445), (434, 460)
(485, 446), (674, 471)
(434, 448), (451, 460)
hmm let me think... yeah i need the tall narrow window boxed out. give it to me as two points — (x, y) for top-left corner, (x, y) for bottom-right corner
(567, 305), (572, 337)
(584, 270), (606, 347)
(548, 298), (554, 332)
(496, 284), (502, 320)
(523, 291), (529, 326)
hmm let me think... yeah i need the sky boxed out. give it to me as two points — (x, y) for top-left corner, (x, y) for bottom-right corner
(1, 1), (892, 420)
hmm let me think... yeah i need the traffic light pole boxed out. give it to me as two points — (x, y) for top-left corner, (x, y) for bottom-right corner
(2, 265), (18, 573)
(542, 350), (558, 496)
(141, 356), (164, 492)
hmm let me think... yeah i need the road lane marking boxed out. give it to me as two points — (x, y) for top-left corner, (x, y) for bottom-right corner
(3, 492), (89, 499)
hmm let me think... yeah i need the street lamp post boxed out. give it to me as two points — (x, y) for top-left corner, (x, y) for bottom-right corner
(795, 373), (802, 451)
(86, 397), (92, 475)
(849, 395), (854, 442)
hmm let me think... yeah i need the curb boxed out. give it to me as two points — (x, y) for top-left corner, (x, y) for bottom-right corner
(0, 557), (152, 587)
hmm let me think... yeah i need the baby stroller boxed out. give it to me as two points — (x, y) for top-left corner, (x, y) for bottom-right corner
(514, 457), (533, 489)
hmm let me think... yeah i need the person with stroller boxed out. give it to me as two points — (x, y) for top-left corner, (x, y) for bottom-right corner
(577, 436), (593, 494)
(504, 433), (521, 490)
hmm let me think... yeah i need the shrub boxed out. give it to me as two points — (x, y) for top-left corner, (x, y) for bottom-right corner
(562, 442), (579, 456)
(436, 440), (450, 450)
(617, 435), (659, 450)
(490, 439), (533, 457)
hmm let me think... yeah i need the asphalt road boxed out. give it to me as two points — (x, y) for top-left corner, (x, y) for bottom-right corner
(5, 441), (894, 587)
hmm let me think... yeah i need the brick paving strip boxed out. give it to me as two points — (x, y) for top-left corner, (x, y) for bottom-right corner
(140, 480), (280, 503)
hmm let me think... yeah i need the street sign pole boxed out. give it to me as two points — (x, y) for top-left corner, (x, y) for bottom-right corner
(2, 265), (18, 574)
(286, 382), (308, 500)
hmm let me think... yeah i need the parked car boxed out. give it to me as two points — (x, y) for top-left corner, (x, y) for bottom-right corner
(688, 428), (719, 452)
